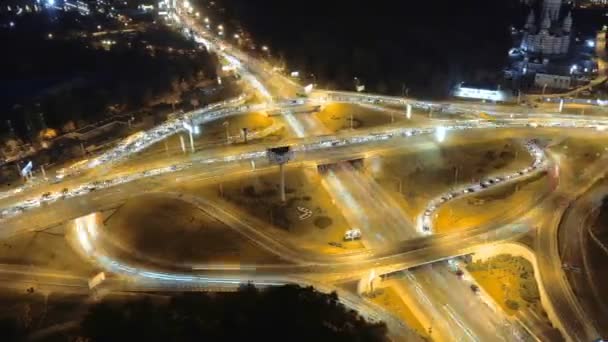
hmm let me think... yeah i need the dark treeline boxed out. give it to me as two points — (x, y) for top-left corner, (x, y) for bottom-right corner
(220, 0), (525, 98)
(0, 12), (218, 138)
(2, 285), (389, 341)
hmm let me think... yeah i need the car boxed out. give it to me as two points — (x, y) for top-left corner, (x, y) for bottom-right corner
(328, 242), (343, 248)
(480, 183), (489, 189)
(470, 284), (480, 293)
(454, 269), (464, 277)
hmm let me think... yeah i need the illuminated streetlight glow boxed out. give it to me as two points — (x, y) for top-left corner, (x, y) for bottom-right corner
(262, 45), (269, 51)
(435, 126), (446, 142)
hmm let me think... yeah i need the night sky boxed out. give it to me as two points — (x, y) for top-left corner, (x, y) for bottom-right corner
(221, 0), (525, 97)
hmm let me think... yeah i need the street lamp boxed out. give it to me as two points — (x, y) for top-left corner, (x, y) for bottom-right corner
(222, 121), (230, 142)
(392, 176), (403, 194)
(354, 77), (365, 92)
(401, 84), (409, 97)
(435, 126), (446, 143)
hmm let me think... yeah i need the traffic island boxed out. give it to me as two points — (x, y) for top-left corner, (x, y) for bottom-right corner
(465, 253), (563, 341)
(95, 194), (286, 267)
(209, 167), (363, 255)
(0, 224), (95, 277)
(369, 137), (533, 218)
(314, 103), (396, 132)
(368, 283), (430, 341)
(433, 172), (549, 234)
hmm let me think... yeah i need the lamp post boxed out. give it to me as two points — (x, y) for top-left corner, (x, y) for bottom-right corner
(392, 176), (402, 194)
(179, 135), (186, 154)
(223, 121), (230, 143)
(189, 130), (195, 153)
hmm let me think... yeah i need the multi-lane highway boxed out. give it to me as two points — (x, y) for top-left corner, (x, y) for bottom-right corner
(1, 3), (608, 342)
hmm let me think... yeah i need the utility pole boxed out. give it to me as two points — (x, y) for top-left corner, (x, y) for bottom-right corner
(188, 130), (195, 153)
(406, 103), (412, 119)
(223, 121), (230, 143)
(517, 90), (521, 104)
(179, 135), (186, 154)
(279, 163), (286, 202)
(242, 128), (249, 143)
(40, 165), (46, 179)
(394, 177), (402, 194)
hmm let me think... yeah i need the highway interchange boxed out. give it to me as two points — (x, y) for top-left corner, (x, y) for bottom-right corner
(2, 3), (608, 342)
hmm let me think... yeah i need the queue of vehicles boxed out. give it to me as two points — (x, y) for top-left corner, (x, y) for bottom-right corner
(419, 140), (547, 234)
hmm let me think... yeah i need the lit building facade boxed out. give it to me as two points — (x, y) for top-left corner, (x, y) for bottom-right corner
(520, 0), (573, 56)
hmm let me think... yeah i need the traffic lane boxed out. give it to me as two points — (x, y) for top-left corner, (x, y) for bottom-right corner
(534, 154), (603, 342)
(3, 117), (608, 212)
(557, 182), (608, 336)
(0, 161), (252, 239)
